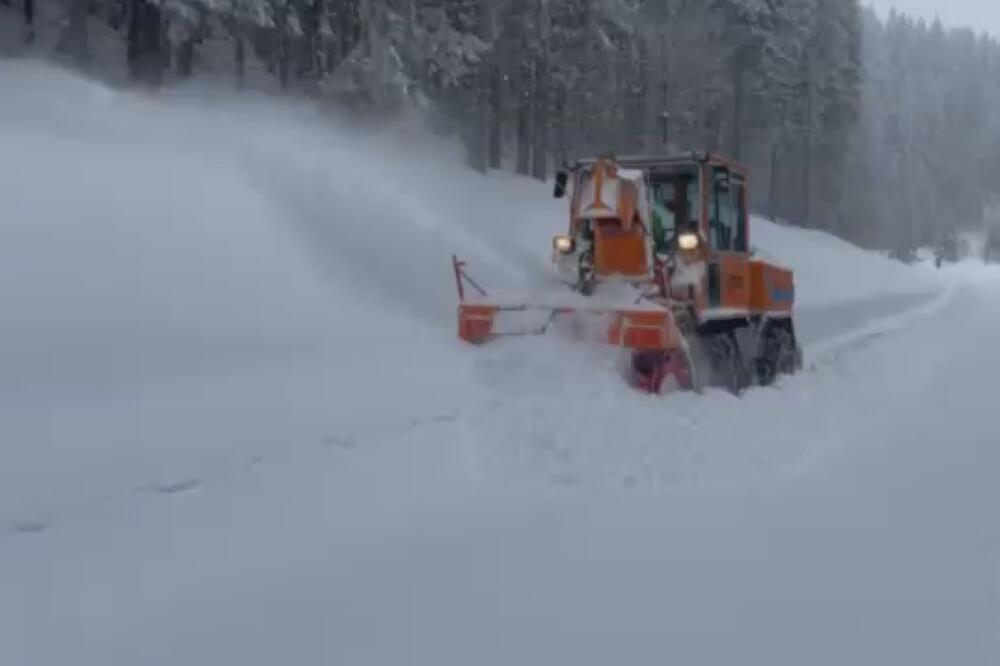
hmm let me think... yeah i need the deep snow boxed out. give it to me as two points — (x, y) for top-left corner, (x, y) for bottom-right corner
(2, 61), (999, 666)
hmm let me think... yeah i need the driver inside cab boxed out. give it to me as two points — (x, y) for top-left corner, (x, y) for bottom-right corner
(650, 181), (676, 254)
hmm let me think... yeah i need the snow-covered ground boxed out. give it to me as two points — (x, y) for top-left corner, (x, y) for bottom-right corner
(3, 61), (1000, 665)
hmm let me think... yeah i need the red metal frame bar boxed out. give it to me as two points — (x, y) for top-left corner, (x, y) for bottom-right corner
(452, 255), (488, 302)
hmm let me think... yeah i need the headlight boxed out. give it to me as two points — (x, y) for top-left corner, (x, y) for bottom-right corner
(677, 232), (700, 251)
(553, 235), (576, 254)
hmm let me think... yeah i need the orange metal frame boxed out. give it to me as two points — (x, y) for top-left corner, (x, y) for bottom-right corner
(453, 254), (682, 351)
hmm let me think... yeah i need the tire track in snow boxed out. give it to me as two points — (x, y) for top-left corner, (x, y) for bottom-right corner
(2, 408), (465, 541)
(466, 284), (958, 491)
(804, 284), (955, 367)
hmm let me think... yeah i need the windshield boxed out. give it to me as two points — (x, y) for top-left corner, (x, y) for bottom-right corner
(648, 173), (700, 239)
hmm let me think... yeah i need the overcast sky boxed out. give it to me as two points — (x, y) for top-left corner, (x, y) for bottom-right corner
(866, 0), (1000, 37)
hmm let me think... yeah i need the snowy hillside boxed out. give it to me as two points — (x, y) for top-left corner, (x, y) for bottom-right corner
(3, 62), (1000, 666)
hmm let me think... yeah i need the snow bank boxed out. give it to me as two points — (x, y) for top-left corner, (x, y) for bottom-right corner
(0, 62), (472, 529)
(752, 217), (940, 308)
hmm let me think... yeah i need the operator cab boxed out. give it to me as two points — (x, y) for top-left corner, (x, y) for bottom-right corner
(647, 168), (699, 253)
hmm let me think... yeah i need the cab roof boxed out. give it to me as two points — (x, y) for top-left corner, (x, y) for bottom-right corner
(569, 152), (748, 176)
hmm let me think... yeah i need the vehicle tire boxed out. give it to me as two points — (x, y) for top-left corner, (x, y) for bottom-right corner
(756, 325), (797, 385)
(756, 327), (781, 386)
(708, 333), (743, 396)
(772, 327), (798, 375)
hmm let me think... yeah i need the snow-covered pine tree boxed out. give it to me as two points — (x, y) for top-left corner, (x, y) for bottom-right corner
(24, 0), (999, 253)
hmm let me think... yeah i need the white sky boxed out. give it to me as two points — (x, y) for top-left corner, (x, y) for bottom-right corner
(866, 0), (1000, 38)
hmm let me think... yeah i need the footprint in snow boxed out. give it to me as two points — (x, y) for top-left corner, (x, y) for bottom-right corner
(12, 519), (50, 536)
(406, 411), (461, 431)
(148, 478), (203, 496)
(322, 436), (356, 450)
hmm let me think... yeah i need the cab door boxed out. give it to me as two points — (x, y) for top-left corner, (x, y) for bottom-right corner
(704, 165), (751, 314)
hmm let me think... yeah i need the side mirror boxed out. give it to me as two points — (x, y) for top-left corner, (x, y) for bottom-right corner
(553, 171), (568, 199)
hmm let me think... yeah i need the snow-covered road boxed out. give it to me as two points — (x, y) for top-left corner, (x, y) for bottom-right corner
(4, 276), (999, 666)
(404, 279), (1000, 666)
(2, 62), (999, 665)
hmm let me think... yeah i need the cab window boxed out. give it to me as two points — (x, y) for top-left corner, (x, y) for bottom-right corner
(709, 167), (747, 252)
(686, 177), (700, 229)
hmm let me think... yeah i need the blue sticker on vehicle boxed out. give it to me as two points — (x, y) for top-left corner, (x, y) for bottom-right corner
(771, 286), (794, 303)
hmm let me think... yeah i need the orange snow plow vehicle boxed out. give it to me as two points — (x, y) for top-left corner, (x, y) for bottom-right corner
(453, 152), (802, 394)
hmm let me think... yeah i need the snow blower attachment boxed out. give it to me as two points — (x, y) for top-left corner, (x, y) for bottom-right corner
(453, 255), (696, 393)
(453, 153), (803, 395)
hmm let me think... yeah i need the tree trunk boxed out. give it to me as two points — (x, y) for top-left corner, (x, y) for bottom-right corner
(768, 141), (780, 220)
(516, 58), (532, 176)
(488, 64), (503, 170)
(326, 38), (336, 75)
(338, 0), (359, 60)
(234, 30), (245, 88)
(801, 46), (818, 226)
(732, 57), (745, 161)
(622, 64), (638, 153)
(467, 70), (489, 173)
(468, 0), (493, 173)
(530, 0), (549, 180)
(636, 38), (650, 152)
(303, 0), (322, 80)
(553, 86), (568, 165)
(802, 91), (815, 225)
(57, 0), (90, 62)
(23, 0), (35, 42)
(108, 0), (125, 31)
(660, 33), (672, 151)
(701, 98), (722, 153)
(127, 0), (164, 84)
(531, 56), (548, 180)
(277, 39), (289, 87)
(317, 0), (329, 79)
(622, 33), (647, 154)
(176, 38), (195, 77)
(276, 7), (290, 88)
